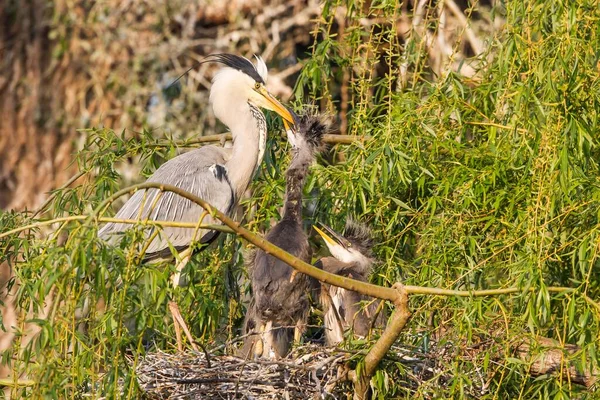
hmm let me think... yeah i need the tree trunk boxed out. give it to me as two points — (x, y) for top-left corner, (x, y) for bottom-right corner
(0, 0), (75, 387)
(0, 0), (75, 212)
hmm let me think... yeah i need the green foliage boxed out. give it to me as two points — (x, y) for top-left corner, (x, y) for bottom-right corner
(2, 0), (600, 398)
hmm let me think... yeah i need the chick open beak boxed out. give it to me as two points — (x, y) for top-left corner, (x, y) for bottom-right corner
(282, 105), (300, 133)
(257, 87), (296, 128)
(314, 223), (349, 249)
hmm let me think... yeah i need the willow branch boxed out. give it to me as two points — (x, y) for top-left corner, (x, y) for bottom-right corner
(4, 182), (600, 313)
(113, 183), (402, 302)
(0, 216), (233, 240)
(364, 284), (411, 377)
(152, 132), (371, 148)
(352, 284), (412, 400)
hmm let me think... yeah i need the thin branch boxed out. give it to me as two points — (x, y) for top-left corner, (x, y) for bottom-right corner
(465, 120), (528, 134)
(404, 285), (600, 314)
(163, 132), (372, 148)
(0, 216), (233, 240)
(4, 183), (600, 313)
(0, 378), (35, 387)
(31, 170), (86, 217)
(444, 0), (483, 55)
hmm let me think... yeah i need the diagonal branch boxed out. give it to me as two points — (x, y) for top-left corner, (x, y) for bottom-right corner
(5, 182), (600, 314)
(6, 183), (600, 393)
(0, 216), (233, 240)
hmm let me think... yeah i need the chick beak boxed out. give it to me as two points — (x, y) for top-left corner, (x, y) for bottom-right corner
(314, 223), (348, 249)
(257, 87), (296, 128)
(283, 105), (300, 133)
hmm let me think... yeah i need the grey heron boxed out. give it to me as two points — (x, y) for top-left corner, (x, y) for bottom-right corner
(241, 113), (327, 359)
(98, 53), (295, 350)
(314, 220), (385, 345)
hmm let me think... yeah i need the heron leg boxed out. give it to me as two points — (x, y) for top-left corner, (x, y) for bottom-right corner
(262, 321), (275, 359)
(169, 301), (184, 352)
(253, 324), (265, 359)
(293, 319), (305, 343)
(169, 249), (198, 352)
(169, 300), (198, 352)
(323, 286), (346, 345)
(171, 247), (192, 287)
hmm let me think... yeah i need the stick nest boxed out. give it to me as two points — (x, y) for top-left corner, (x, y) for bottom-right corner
(136, 345), (351, 399)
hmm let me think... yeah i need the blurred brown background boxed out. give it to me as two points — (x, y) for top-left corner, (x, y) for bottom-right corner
(0, 0), (320, 212)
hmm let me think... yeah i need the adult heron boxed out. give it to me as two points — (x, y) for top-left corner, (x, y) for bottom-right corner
(314, 220), (385, 345)
(241, 113), (327, 359)
(98, 54), (295, 350)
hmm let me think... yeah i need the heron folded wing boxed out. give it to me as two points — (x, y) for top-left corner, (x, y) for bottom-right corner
(98, 146), (235, 257)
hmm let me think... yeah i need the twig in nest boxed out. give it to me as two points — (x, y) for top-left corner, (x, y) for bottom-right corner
(136, 346), (351, 399)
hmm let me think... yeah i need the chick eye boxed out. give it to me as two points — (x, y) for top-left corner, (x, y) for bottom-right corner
(254, 82), (261, 90)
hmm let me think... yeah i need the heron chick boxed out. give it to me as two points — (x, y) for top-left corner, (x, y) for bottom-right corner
(242, 113), (328, 359)
(314, 220), (385, 345)
(98, 54), (295, 351)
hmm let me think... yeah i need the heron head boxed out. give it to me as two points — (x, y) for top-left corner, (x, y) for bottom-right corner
(314, 221), (373, 266)
(208, 54), (295, 128)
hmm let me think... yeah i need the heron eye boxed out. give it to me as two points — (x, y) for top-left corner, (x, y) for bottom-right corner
(254, 82), (261, 90)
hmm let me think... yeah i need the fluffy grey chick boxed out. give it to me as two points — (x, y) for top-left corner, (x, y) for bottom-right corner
(314, 220), (385, 345)
(241, 112), (327, 359)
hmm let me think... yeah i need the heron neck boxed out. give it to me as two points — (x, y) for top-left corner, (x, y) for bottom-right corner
(282, 149), (312, 223)
(225, 104), (267, 201)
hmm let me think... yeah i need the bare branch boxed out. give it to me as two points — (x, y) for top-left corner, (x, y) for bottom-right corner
(6, 183), (600, 315)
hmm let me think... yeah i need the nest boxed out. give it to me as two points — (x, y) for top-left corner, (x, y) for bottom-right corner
(136, 345), (352, 399)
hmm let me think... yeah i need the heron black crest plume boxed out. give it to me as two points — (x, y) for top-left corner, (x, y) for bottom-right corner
(209, 53), (266, 84)
(166, 53), (266, 91)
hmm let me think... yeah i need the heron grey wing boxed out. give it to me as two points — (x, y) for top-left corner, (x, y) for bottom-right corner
(142, 166), (234, 254)
(98, 146), (235, 255)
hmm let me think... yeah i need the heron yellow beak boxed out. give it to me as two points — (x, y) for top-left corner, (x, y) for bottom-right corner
(314, 223), (349, 249)
(256, 86), (296, 128)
